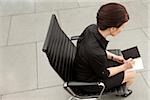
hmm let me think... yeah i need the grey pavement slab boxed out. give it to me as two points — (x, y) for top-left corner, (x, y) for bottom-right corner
(58, 6), (99, 36)
(8, 12), (55, 45)
(0, 44), (37, 95)
(141, 71), (150, 88)
(35, 0), (79, 12)
(0, 0), (34, 16)
(77, 0), (120, 7)
(142, 28), (150, 40)
(0, 16), (10, 46)
(2, 86), (70, 100)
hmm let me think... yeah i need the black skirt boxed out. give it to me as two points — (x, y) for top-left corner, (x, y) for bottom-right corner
(73, 60), (125, 95)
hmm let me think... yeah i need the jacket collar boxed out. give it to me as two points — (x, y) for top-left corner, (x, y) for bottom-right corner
(93, 25), (109, 50)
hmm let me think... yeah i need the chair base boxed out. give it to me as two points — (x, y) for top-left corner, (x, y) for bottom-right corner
(68, 96), (97, 100)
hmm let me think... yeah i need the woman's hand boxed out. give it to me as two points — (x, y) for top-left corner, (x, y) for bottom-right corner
(123, 58), (135, 70)
(107, 58), (134, 77)
(113, 55), (125, 64)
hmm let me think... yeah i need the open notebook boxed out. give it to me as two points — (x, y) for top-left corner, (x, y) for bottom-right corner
(121, 46), (144, 71)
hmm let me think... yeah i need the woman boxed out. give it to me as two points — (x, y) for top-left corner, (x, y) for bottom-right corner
(73, 3), (136, 97)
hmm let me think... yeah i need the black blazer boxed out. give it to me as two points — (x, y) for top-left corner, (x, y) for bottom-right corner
(73, 24), (110, 82)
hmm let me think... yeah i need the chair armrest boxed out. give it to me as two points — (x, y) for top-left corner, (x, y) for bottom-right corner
(71, 36), (79, 40)
(64, 81), (104, 87)
(63, 81), (105, 99)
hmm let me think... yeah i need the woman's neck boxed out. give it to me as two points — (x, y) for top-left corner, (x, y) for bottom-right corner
(98, 28), (110, 38)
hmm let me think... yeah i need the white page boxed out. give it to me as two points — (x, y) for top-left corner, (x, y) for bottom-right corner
(128, 57), (144, 71)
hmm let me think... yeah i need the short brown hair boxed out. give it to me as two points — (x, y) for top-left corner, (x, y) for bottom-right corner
(97, 3), (129, 30)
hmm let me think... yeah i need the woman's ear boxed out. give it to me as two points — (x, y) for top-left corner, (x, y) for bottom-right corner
(109, 27), (118, 35)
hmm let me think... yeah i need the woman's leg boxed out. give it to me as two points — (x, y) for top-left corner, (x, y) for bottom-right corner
(122, 70), (136, 87)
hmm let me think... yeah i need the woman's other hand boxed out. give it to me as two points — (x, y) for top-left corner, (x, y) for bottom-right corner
(123, 58), (135, 70)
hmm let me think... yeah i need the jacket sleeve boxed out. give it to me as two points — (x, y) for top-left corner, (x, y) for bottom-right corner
(88, 54), (110, 79)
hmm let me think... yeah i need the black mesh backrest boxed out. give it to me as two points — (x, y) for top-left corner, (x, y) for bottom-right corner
(42, 14), (76, 82)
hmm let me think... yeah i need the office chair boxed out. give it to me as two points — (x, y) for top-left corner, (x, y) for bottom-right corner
(42, 14), (124, 100)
